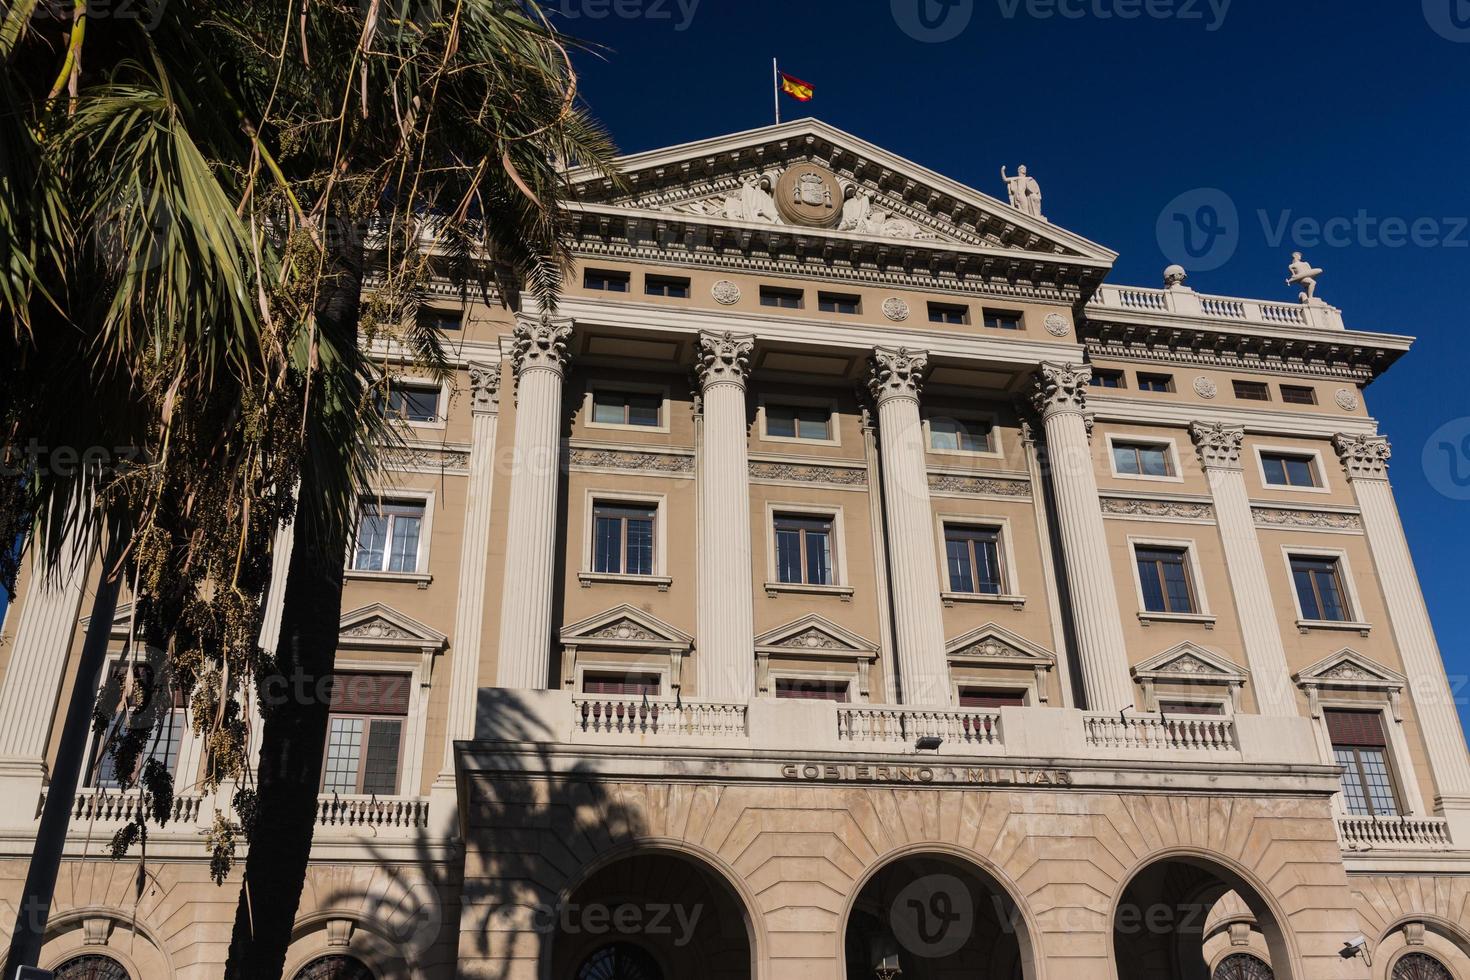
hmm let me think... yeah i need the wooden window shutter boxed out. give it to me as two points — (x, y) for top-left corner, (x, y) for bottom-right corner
(1325, 709), (1387, 747)
(328, 672), (412, 716)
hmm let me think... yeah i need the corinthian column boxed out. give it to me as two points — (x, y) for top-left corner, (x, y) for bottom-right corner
(495, 316), (573, 689)
(1334, 434), (1470, 825)
(1189, 422), (1296, 715)
(869, 347), (950, 707)
(695, 331), (756, 702)
(1031, 363), (1134, 713)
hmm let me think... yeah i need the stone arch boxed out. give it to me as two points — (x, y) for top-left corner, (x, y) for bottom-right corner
(39, 907), (173, 980)
(838, 841), (1045, 980)
(540, 837), (766, 980)
(284, 904), (435, 980)
(1370, 915), (1470, 980)
(1110, 848), (1302, 980)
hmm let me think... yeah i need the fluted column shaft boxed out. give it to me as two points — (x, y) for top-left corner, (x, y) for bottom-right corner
(1032, 363), (1134, 713)
(1190, 423), (1297, 715)
(870, 348), (950, 707)
(696, 332), (756, 702)
(444, 363), (502, 766)
(495, 317), (573, 689)
(1336, 434), (1470, 803)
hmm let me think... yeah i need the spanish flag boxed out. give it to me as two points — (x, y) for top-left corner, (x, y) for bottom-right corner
(780, 71), (815, 103)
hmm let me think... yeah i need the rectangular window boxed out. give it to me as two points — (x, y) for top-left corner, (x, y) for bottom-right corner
(1159, 700), (1225, 716)
(1326, 709), (1400, 816)
(645, 275), (690, 298)
(1233, 380), (1271, 401)
(416, 308), (462, 332)
(582, 672), (661, 697)
(958, 689), (1025, 708)
(765, 403), (832, 441)
(774, 514), (834, 586)
(981, 309), (1023, 330)
(944, 525), (1005, 595)
(321, 672), (411, 796)
(775, 678), (851, 702)
(927, 302), (968, 325)
(1112, 441), (1174, 477)
(351, 500), (425, 573)
(1261, 452), (1321, 488)
(1092, 370), (1126, 389)
(818, 292), (861, 314)
(377, 383), (441, 423)
(1135, 546), (1197, 614)
(760, 286), (803, 309)
(583, 269), (630, 292)
(591, 389), (662, 427)
(1291, 555), (1349, 621)
(1137, 373), (1175, 393)
(592, 503), (657, 576)
(928, 416), (994, 453)
(87, 664), (185, 789)
(1281, 385), (1318, 405)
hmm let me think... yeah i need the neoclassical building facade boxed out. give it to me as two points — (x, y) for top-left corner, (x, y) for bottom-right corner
(3, 120), (1470, 980)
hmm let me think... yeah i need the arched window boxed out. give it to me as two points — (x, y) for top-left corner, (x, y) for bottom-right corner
(1394, 953), (1454, 980)
(1214, 954), (1274, 980)
(53, 955), (130, 980)
(576, 942), (663, 980)
(292, 954), (376, 980)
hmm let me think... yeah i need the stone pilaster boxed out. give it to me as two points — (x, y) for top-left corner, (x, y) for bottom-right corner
(494, 315), (574, 689)
(1334, 434), (1470, 835)
(1031, 363), (1134, 713)
(1189, 422), (1297, 715)
(869, 347), (950, 707)
(695, 331), (757, 702)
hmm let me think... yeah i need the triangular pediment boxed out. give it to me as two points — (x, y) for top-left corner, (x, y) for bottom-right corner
(81, 601), (139, 639)
(1133, 643), (1248, 683)
(570, 118), (1116, 283)
(339, 603), (447, 650)
(560, 604), (692, 650)
(754, 614), (877, 657)
(945, 624), (1055, 665)
(1296, 649), (1405, 689)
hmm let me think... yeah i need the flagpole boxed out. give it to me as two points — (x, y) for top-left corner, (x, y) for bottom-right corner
(773, 57), (781, 125)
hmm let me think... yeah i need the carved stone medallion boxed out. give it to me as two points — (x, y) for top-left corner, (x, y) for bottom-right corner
(1193, 377), (1219, 399)
(882, 297), (911, 322)
(711, 280), (741, 305)
(775, 165), (842, 228)
(1335, 387), (1360, 411)
(1044, 312), (1070, 337)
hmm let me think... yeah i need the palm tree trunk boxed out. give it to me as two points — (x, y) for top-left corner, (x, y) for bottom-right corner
(225, 223), (364, 980)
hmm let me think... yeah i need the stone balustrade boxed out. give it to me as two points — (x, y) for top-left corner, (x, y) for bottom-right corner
(315, 794), (430, 831)
(1083, 712), (1239, 753)
(572, 697), (748, 738)
(1090, 282), (1345, 331)
(837, 706), (1002, 749)
(42, 787), (205, 828)
(1339, 814), (1452, 851)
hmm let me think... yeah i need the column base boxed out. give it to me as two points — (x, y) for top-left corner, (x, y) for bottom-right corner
(0, 757), (47, 828)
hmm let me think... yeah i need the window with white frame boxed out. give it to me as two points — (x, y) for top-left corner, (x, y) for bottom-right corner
(1290, 554), (1351, 622)
(376, 382), (442, 423)
(591, 388), (662, 428)
(928, 415), (995, 454)
(351, 499), (425, 573)
(1325, 708), (1401, 816)
(764, 402), (833, 441)
(1134, 545), (1199, 614)
(944, 524), (1006, 595)
(86, 662), (185, 789)
(321, 672), (411, 796)
(1260, 451), (1322, 488)
(591, 502), (657, 576)
(1111, 438), (1176, 478)
(773, 514), (835, 586)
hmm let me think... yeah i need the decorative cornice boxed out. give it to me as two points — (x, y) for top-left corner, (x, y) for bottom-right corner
(868, 347), (929, 405)
(1030, 362), (1091, 419)
(1334, 433), (1391, 482)
(927, 473), (1032, 498)
(379, 444), (471, 474)
(1190, 421), (1245, 470)
(468, 361), (501, 414)
(1100, 497), (1215, 522)
(511, 314), (574, 380)
(749, 461), (867, 487)
(695, 331), (754, 389)
(568, 447), (696, 475)
(1252, 507), (1363, 532)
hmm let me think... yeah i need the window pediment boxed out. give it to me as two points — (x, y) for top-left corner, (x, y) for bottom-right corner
(559, 605), (693, 652)
(338, 603), (447, 652)
(945, 624), (1055, 667)
(1132, 643), (1248, 685)
(1295, 648), (1405, 720)
(754, 615), (877, 659)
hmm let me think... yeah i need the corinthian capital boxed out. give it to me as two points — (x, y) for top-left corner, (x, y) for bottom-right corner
(1030, 362), (1091, 418)
(1334, 433), (1391, 481)
(1190, 421), (1245, 470)
(511, 314), (575, 380)
(868, 347), (929, 404)
(468, 361), (502, 414)
(696, 331), (755, 389)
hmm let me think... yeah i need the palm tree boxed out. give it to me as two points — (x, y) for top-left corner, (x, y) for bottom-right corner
(2, 2), (617, 976)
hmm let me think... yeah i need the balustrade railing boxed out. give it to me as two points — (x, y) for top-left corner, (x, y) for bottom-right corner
(837, 706), (1002, 748)
(1339, 815), (1452, 850)
(1090, 283), (1334, 329)
(315, 794), (430, 831)
(1084, 713), (1238, 753)
(573, 698), (748, 738)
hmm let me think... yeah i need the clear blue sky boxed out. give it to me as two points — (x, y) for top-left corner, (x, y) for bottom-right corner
(552, 0), (1470, 738)
(4, 2), (1466, 742)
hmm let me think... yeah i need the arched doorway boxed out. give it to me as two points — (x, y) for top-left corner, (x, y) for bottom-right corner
(1112, 856), (1294, 980)
(842, 852), (1034, 980)
(1392, 952), (1454, 980)
(53, 956), (130, 980)
(550, 850), (754, 980)
(292, 954), (376, 980)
